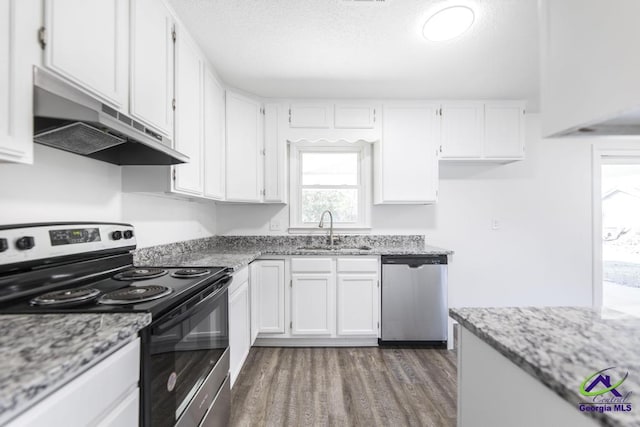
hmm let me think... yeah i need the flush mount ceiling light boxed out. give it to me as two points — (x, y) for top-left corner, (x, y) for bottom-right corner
(422, 5), (475, 42)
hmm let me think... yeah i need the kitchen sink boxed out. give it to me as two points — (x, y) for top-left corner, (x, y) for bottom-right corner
(296, 245), (373, 251)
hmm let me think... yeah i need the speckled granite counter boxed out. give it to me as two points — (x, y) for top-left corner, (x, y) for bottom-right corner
(450, 307), (640, 427)
(134, 235), (452, 271)
(0, 313), (151, 425)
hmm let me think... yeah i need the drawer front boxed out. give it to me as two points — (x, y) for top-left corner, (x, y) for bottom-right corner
(228, 266), (249, 294)
(337, 257), (379, 273)
(8, 339), (140, 427)
(291, 258), (333, 273)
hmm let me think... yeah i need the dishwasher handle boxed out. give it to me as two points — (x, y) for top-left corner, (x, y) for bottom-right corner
(382, 255), (448, 266)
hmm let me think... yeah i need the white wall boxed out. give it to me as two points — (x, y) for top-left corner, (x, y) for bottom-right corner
(216, 115), (594, 308)
(0, 145), (216, 248)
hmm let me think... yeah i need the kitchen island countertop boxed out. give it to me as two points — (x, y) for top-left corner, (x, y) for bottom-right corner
(449, 306), (640, 427)
(0, 313), (151, 425)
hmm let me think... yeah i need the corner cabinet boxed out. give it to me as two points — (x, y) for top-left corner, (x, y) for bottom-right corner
(129, 0), (174, 136)
(374, 103), (440, 204)
(172, 30), (204, 196)
(42, 0), (129, 110)
(225, 91), (264, 202)
(0, 0), (37, 164)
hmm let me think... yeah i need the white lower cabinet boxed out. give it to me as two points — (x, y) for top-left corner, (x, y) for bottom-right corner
(228, 267), (250, 387)
(251, 260), (286, 335)
(290, 274), (333, 335)
(252, 257), (379, 343)
(336, 274), (379, 336)
(8, 339), (140, 427)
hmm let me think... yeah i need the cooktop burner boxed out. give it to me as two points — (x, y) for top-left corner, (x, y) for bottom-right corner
(113, 268), (168, 281)
(171, 268), (211, 278)
(30, 288), (101, 306)
(98, 285), (173, 305)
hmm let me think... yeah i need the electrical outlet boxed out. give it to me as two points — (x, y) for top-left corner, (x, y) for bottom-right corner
(269, 219), (281, 231)
(491, 219), (501, 230)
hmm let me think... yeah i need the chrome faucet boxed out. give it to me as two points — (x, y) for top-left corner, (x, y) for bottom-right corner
(318, 210), (334, 246)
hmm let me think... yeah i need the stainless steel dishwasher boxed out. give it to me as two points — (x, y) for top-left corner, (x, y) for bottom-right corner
(380, 255), (448, 346)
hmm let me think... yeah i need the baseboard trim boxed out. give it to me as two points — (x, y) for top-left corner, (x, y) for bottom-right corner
(254, 337), (379, 347)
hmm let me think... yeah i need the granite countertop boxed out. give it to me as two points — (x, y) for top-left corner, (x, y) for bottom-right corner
(134, 235), (453, 271)
(450, 307), (640, 427)
(0, 313), (151, 425)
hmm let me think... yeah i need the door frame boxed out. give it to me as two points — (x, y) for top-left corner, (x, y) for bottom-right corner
(591, 142), (640, 308)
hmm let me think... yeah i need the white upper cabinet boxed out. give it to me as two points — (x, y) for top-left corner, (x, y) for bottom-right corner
(203, 68), (226, 200)
(42, 0), (128, 109)
(130, 0), (174, 136)
(263, 103), (287, 203)
(289, 104), (331, 128)
(334, 104), (376, 129)
(484, 102), (524, 159)
(225, 91), (263, 202)
(439, 101), (525, 161)
(540, 0), (640, 137)
(0, 0), (37, 164)
(172, 29), (203, 196)
(440, 103), (484, 159)
(374, 103), (440, 204)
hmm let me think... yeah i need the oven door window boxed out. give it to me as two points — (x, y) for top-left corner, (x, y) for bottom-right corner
(150, 288), (228, 427)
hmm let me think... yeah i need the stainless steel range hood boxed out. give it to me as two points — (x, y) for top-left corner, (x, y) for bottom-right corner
(550, 106), (640, 138)
(33, 67), (188, 165)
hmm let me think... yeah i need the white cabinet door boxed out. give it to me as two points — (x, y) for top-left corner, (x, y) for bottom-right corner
(203, 68), (225, 200)
(252, 260), (286, 334)
(291, 274), (333, 335)
(0, 0), (35, 164)
(375, 103), (440, 204)
(440, 103), (483, 159)
(43, 0), (128, 109)
(263, 103), (287, 203)
(225, 92), (263, 202)
(336, 274), (378, 336)
(484, 102), (525, 159)
(172, 30), (203, 195)
(130, 0), (174, 136)
(334, 104), (376, 129)
(229, 280), (250, 386)
(289, 103), (331, 128)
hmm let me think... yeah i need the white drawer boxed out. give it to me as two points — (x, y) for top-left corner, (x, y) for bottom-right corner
(337, 257), (379, 273)
(229, 266), (249, 294)
(290, 258), (333, 273)
(8, 339), (140, 427)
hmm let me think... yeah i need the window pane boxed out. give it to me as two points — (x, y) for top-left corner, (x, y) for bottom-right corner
(301, 189), (358, 223)
(302, 152), (358, 185)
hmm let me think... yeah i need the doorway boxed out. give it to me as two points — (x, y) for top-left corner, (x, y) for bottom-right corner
(593, 146), (640, 315)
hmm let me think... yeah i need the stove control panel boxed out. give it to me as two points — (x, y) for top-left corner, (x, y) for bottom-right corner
(0, 223), (136, 267)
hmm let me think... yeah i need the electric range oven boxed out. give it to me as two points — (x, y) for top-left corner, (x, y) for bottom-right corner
(0, 222), (231, 427)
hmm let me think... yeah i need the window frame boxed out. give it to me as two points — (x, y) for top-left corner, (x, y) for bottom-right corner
(289, 141), (372, 231)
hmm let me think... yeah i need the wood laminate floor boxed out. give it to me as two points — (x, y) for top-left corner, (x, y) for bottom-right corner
(230, 347), (457, 427)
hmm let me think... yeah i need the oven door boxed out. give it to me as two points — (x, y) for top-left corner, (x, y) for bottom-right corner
(142, 277), (230, 427)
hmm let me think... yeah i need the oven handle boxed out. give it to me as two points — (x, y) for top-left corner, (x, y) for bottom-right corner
(154, 275), (231, 334)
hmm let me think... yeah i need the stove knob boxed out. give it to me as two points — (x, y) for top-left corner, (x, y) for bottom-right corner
(123, 230), (134, 240)
(111, 231), (123, 241)
(0, 238), (8, 252)
(16, 236), (35, 250)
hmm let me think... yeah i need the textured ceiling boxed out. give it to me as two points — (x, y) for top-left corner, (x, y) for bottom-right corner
(168, 0), (540, 110)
